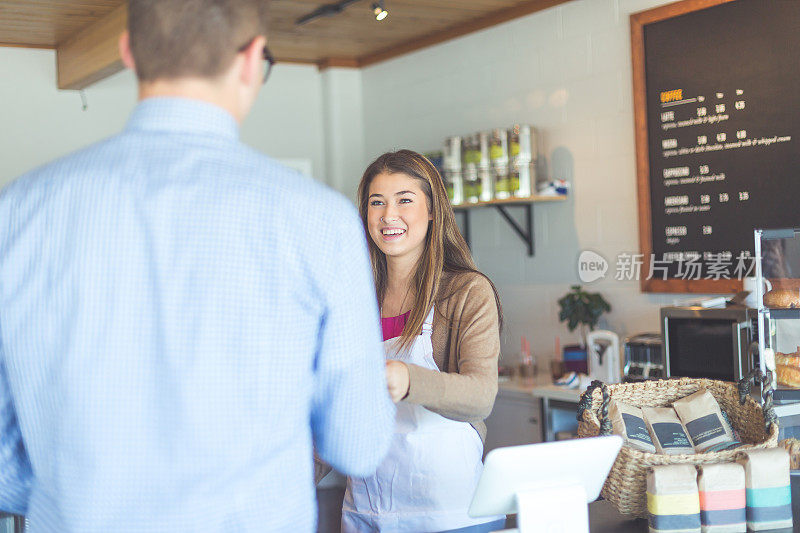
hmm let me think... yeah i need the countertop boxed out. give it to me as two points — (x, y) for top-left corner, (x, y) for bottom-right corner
(498, 376), (584, 403)
(587, 500), (646, 532)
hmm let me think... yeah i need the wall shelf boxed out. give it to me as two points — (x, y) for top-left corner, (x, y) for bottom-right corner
(452, 195), (567, 257)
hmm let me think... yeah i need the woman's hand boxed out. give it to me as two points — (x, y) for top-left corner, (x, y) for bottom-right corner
(385, 360), (410, 403)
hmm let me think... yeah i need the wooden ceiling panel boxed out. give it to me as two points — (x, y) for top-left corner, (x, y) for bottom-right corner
(267, 0), (568, 63)
(0, 0), (125, 47)
(1, 0), (570, 88)
(2, 0), (566, 62)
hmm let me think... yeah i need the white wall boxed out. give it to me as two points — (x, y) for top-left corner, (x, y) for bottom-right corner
(241, 63), (327, 181)
(360, 0), (706, 363)
(0, 48), (327, 188)
(320, 67), (367, 202)
(0, 48), (137, 187)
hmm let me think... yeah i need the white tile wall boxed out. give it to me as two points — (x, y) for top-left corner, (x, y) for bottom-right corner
(360, 0), (688, 364)
(561, 0), (619, 39)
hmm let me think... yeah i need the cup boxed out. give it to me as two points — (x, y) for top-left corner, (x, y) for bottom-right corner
(743, 276), (773, 308)
(518, 359), (537, 381)
(550, 360), (565, 381)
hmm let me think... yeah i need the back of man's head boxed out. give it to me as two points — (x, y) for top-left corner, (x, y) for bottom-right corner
(128, 0), (270, 82)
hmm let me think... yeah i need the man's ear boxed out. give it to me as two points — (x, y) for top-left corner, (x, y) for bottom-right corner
(119, 31), (136, 72)
(239, 35), (266, 86)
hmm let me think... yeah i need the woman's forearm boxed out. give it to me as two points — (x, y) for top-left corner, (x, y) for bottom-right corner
(405, 361), (498, 420)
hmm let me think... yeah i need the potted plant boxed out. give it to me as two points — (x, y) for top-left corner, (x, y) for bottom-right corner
(557, 285), (612, 347)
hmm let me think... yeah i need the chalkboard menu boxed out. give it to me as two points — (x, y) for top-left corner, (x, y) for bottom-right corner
(632, 0), (800, 292)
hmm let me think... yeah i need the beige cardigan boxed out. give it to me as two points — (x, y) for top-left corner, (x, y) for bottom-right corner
(410, 270), (500, 442)
(315, 270), (501, 482)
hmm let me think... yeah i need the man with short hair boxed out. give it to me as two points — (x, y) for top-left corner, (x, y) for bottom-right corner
(0, 1), (394, 531)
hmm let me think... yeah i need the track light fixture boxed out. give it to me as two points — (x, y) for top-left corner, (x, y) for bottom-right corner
(294, 0), (388, 26)
(372, 0), (388, 21)
(296, 0), (360, 26)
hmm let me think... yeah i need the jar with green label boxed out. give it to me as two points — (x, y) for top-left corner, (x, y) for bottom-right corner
(443, 169), (464, 205)
(479, 168), (493, 202)
(493, 166), (511, 199)
(443, 136), (463, 171)
(509, 163), (534, 198)
(509, 124), (536, 167)
(464, 132), (491, 169)
(489, 129), (508, 169)
(463, 167), (481, 203)
(463, 135), (481, 168)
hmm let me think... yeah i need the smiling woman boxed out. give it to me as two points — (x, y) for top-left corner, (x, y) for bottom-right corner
(366, 172), (433, 287)
(357, 150), (500, 352)
(328, 149), (506, 532)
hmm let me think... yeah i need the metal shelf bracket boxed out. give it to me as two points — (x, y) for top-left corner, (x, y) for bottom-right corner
(494, 204), (534, 257)
(455, 203), (535, 257)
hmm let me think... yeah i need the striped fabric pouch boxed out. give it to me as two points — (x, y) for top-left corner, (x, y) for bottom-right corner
(737, 447), (793, 531)
(697, 463), (745, 533)
(647, 464), (701, 533)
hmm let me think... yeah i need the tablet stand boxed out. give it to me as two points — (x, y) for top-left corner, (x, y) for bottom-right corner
(468, 436), (622, 532)
(515, 483), (589, 533)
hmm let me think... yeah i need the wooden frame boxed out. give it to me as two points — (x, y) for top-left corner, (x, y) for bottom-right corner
(631, 0), (740, 293)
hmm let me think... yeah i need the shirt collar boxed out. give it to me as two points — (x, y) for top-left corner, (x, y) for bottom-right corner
(124, 97), (240, 140)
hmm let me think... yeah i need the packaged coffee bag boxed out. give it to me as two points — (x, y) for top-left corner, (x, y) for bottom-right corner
(643, 407), (695, 455)
(673, 389), (736, 452)
(696, 463), (745, 533)
(736, 447), (793, 531)
(609, 400), (656, 453)
(647, 464), (701, 533)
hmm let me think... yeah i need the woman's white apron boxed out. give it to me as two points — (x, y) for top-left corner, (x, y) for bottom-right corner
(341, 307), (497, 532)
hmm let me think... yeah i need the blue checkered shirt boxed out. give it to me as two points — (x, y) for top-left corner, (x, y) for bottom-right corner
(0, 98), (395, 532)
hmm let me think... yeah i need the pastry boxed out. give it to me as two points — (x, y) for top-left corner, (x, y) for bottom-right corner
(776, 364), (800, 388)
(776, 351), (800, 369)
(780, 438), (800, 470)
(763, 289), (800, 308)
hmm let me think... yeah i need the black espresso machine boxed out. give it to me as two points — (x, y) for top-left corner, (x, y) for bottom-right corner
(623, 332), (664, 381)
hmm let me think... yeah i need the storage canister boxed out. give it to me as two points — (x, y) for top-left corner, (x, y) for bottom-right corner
(489, 129), (508, 169)
(443, 136), (463, 171)
(463, 167), (481, 204)
(442, 169), (464, 205)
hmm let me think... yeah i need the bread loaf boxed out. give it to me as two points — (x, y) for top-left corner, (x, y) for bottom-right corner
(763, 289), (800, 308)
(776, 350), (800, 369)
(777, 364), (800, 388)
(779, 438), (800, 470)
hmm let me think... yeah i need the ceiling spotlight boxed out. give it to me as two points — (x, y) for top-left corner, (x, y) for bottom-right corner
(372, 1), (388, 21)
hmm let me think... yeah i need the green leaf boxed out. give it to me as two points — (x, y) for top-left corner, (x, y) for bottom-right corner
(556, 285), (611, 334)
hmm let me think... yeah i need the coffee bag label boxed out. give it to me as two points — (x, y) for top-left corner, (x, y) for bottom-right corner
(652, 422), (692, 449)
(622, 412), (653, 445)
(685, 413), (725, 446)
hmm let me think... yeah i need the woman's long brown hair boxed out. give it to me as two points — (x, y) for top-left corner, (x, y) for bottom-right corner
(357, 149), (503, 351)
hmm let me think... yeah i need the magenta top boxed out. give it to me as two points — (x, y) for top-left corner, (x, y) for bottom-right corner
(381, 310), (410, 341)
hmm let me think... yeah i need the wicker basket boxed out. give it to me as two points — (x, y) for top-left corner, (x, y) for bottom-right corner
(576, 372), (779, 519)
